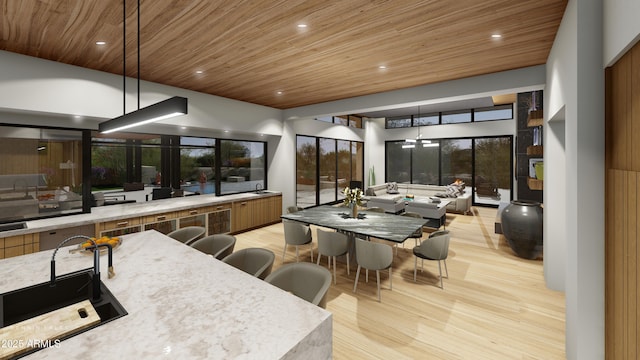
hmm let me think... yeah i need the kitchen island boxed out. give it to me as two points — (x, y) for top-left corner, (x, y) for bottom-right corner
(0, 230), (332, 359)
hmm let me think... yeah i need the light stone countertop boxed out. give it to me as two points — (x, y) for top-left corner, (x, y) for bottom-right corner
(0, 230), (332, 359)
(1, 191), (281, 238)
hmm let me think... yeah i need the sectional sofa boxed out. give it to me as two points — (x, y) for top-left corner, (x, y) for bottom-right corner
(365, 183), (472, 214)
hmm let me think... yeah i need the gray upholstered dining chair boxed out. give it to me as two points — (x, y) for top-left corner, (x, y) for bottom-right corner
(402, 212), (424, 247)
(222, 247), (275, 280)
(287, 205), (303, 213)
(167, 226), (206, 245)
(353, 238), (393, 302)
(190, 234), (236, 260)
(264, 262), (332, 308)
(413, 230), (450, 289)
(282, 220), (314, 263)
(316, 229), (350, 284)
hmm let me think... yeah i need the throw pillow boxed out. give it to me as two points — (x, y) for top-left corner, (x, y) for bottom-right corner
(386, 182), (399, 194)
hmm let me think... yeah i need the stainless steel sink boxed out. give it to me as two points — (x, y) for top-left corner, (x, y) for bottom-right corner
(0, 269), (127, 357)
(0, 222), (26, 232)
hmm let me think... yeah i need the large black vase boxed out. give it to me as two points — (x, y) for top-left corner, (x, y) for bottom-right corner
(500, 200), (543, 259)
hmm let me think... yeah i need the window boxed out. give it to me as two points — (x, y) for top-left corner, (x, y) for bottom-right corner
(413, 113), (439, 126)
(348, 115), (363, 128)
(334, 116), (349, 126)
(385, 104), (513, 128)
(319, 138), (337, 204)
(474, 137), (512, 205)
(386, 116), (412, 128)
(92, 137), (128, 189)
(385, 141), (411, 183)
(92, 133), (266, 197)
(385, 135), (513, 207)
(412, 139), (440, 184)
(315, 115), (363, 128)
(296, 136), (317, 209)
(440, 139), (472, 184)
(474, 104), (513, 122)
(441, 110), (471, 124)
(219, 140), (266, 195)
(296, 135), (364, 208)
(0, 126), (86, 223)
(179, 137), (215, 194)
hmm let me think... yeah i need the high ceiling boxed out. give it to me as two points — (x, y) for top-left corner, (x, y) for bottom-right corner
(1, 0), (567, 110)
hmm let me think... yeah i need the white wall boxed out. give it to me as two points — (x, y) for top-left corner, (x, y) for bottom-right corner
(0, 50), (283, 137)
(546, 1), (605, 359)
(603, 0), (640, 66)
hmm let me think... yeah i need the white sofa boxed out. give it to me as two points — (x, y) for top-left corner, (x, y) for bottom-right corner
(365, 183), (472, 214)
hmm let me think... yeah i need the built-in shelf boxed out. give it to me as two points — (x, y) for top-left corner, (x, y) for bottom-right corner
(527, 109), (543, 127)
(526, 145), (543, 156)
(527, 177), (543, 190)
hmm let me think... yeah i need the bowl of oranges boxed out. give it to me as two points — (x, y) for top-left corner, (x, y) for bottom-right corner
(77, 236), (121, 254)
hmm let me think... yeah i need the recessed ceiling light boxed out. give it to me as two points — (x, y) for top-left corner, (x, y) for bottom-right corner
(378, 65), (387, 70)
(297, 24), (307, 28)
(181, 126), (187, 130)
(491, 34), (502, 39)
(224, 130), (229, 133)
(276, 91), (284, 95)
(195, 70), (203, 74)
(96, 41), (107, 45)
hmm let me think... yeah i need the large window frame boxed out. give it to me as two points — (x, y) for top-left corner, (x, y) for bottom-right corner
(385, 135), (513, 207)
(296, 135), (364, 208)
(91, 133), (267, 197)
(0, 124), (90, 224)
(385, 104), (513, 128)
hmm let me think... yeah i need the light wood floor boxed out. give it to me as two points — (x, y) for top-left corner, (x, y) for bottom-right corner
(233, 206), (566, 359)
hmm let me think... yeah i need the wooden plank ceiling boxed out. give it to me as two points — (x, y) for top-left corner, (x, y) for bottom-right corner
(0, 0), (567, 110)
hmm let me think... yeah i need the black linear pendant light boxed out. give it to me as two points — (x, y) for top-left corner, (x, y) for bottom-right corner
(99, 0), (187, 134)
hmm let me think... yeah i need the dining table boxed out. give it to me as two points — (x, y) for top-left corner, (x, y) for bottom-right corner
(280, 205), (428, 244)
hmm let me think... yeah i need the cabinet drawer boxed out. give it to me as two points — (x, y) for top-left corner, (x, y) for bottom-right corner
(143, 212), (177, 224)
(210, 203), (232, 212)
(99, 217), (142, 231)
(177, 207), (209, 218)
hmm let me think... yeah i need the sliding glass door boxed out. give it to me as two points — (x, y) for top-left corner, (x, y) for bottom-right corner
(296, 135), (364, 208)
(473, 137), (512, 206)
(385, 135), (513, 207)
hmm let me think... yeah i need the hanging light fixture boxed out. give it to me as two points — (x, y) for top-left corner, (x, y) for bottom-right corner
(99, 0), (187, 134)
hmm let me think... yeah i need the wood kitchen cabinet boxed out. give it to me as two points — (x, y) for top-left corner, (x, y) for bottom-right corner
(97, 217), (142, 237)
(143, 211), (178, 235)
(232, 195), (282, 233)
(0, 233), (39, 259)
(232, 200), (252, 233)
(207, 203), (232, 235)
(177, 206), (209, 228)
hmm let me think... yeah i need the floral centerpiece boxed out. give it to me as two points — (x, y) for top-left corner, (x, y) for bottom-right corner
(343, 187), (363, 218)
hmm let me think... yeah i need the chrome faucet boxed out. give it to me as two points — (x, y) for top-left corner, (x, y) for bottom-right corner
(50, 235), (114, 302)
(255, 183), (263, 193)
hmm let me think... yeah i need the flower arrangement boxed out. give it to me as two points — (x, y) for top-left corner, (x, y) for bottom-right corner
(342, 187), (363, 207)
